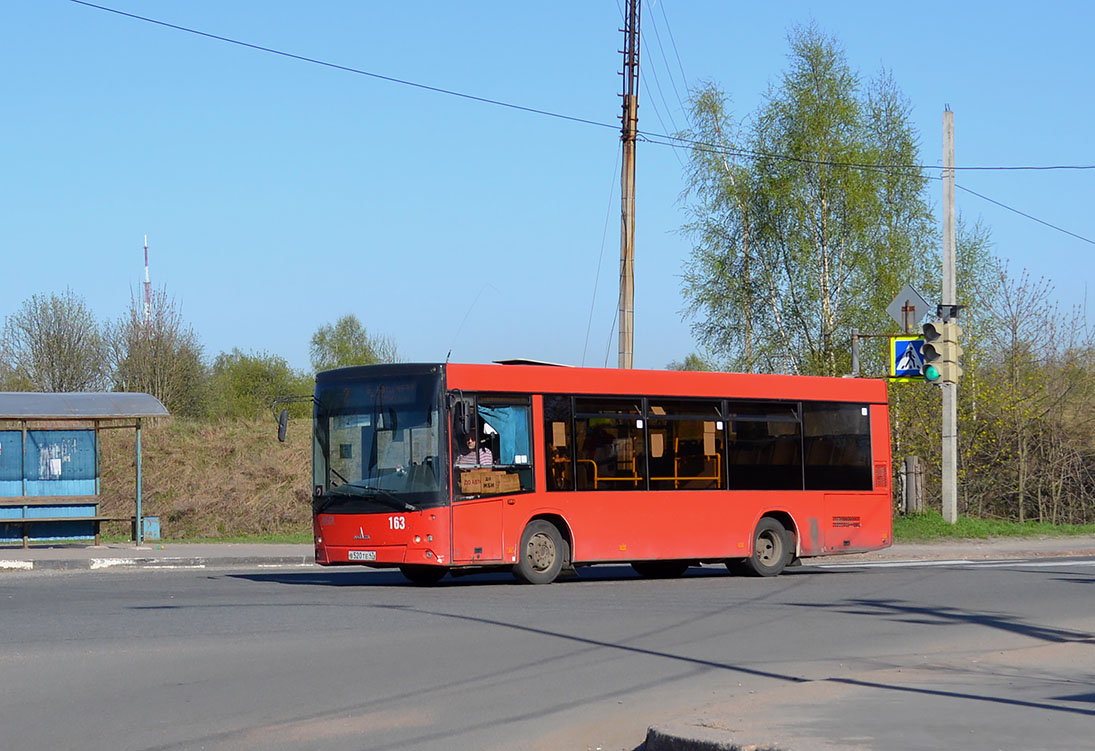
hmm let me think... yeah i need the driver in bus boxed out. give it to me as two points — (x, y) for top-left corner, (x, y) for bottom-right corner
(455, 429), (493, 467)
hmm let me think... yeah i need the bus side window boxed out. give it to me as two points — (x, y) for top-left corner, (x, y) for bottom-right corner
(802, 402), (872, 490)
(726, 401), (802, 490)
(647, 400), (725, 491)
(477, 403), (531, 466)
(574, 398), (645, 491)
(456, 397), (535, 497)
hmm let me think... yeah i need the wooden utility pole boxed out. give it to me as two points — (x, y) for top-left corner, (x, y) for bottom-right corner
(618, 0), (640, 369)
(941, 107), (959, 523)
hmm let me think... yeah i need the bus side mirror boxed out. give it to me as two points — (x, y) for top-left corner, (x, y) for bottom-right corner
(453, 400), (473, 437)
(277, 409), (289, 442)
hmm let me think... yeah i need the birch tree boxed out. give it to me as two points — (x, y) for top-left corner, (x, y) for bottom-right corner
(309, 314), (399, 372)
(681, 24), (932, 376)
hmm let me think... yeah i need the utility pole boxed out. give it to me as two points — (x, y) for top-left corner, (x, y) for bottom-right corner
(617, 0), (640, 369)
(941, 107), (958, 523)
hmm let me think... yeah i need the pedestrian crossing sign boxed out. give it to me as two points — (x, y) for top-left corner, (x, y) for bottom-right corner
(891, 336), (925, 381)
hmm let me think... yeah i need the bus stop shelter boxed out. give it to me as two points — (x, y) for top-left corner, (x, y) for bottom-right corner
(0, 392), (169, 547)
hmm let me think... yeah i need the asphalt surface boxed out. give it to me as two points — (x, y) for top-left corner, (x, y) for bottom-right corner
(4, 534), (1095, 751)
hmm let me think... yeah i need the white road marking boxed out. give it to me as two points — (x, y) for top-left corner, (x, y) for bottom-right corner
(90, 558), (138, 569)
(812, 559), (976, 568)
(973, 559), (1095, 568)
(811, 557), (1095, 570)
(0, 560), (34, 570)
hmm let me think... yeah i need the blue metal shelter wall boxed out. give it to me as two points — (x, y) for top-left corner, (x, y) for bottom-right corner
(1, 429), (99, 543)
(0, 431), (21, 496)
(23, 429), (97, 495)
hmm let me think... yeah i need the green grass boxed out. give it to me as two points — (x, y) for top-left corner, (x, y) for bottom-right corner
(895, 511), (1095, 541)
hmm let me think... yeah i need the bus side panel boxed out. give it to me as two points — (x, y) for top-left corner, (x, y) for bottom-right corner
(504, 489), (893, 563)
(821, 493), (891, 553)
(451, 498), (504, 563)
(506, 490), (759, 563)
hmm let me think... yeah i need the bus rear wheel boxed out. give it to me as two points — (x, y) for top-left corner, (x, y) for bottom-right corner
(631, 560), (690, 578)
(400, 565), (448, 586)
(733, 518), (792, 577)
(514, 520), (565, 584)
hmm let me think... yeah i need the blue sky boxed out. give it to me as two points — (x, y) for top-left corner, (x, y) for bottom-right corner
(3, 1), (1092, 373)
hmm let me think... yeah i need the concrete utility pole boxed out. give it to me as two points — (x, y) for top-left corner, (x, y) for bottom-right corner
(941, 108), (959, 523)
(617, 0), (640, 369)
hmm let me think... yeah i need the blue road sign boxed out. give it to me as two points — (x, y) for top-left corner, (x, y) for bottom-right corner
(891, 336), (925, 381)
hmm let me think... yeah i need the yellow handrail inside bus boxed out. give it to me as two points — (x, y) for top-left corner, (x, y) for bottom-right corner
(574, 453), (721, 490)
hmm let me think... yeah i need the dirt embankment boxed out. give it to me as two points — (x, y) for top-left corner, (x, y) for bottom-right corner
(98, 417), (312, 539)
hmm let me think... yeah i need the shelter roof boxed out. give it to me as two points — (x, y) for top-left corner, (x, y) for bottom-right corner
(0, 392), (169, 420)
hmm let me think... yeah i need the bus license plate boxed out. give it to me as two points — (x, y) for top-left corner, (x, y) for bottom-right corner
(348, 550), (377, 561)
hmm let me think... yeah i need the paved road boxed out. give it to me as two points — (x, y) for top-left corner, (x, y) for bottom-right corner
(1, 552), (1093, 751)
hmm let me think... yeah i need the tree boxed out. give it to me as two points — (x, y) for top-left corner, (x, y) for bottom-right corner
(1, 288), (109, 391)
(666, 353), (714, 371)
(107, 286), (207, 417)
(309, 314), (399, 372)
(963, 266), (1095, 523)
(207, 349), (312, 420)
(680, 24), (933, 377)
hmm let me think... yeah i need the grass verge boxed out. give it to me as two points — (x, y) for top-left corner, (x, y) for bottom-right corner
(894, 511), (1095, 541)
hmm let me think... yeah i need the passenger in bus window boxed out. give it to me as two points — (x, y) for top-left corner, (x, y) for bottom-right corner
(455, 431), (493, 466)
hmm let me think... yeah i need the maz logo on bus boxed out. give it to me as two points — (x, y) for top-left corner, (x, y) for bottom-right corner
(389, 516), (406, 530)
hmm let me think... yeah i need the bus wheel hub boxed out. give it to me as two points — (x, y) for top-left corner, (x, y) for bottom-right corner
(527, 534), (556, 570)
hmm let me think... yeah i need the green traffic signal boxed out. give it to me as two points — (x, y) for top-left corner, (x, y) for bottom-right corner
(920, 320), (963, 384)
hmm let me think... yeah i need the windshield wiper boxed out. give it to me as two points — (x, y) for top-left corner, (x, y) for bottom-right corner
(327, 482), (418, 511)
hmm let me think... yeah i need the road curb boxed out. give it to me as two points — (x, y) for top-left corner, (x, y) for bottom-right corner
(644, 723), (785, 751)
(0, 556), (314, 572)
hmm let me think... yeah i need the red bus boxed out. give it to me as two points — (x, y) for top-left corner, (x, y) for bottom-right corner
(304, 362), (892, 584)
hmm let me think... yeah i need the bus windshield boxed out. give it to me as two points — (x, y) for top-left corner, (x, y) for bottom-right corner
(313, 371), (445, 512)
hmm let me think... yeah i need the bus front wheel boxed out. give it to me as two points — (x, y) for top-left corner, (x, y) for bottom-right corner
(734, 518), (792, 577)
(514, 520), (565, 584)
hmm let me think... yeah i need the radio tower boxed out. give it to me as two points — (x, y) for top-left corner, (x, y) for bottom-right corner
(143, 234), (152, 324)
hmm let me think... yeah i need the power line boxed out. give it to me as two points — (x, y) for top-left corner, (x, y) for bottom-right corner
(72, 1), (1094, 175)
(71, 0), (1095, 246)
(638, 38), (686, 168)
(955, 184), (1095, 246)
(641, 130), (1095, 173)
(657, 1), (690, 91)
(583, 151), (622, 367)
(646, 2), (688, 115)
(69, 0), (618, 134)
(648, 133), (1095, 245)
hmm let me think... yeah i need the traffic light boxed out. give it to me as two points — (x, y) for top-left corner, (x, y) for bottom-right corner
(921, 321), (963, 384)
